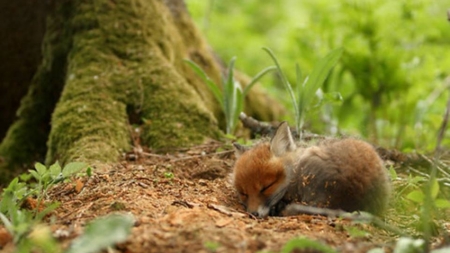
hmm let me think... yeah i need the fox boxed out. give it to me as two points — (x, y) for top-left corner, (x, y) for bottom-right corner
(232, 122), (391, 218)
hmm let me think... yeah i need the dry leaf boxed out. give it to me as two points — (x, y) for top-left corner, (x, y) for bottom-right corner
(75, 179), (84, 193)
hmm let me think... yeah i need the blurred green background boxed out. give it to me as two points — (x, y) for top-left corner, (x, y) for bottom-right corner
(185, 0), (450, 152)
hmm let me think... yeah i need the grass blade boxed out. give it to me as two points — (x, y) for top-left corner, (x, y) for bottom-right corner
(263, 47), (299, 125)
(302, 48), (343, 111)
(224, 57), (237, 134)
(184, 59), (223, 108)
(243, 66), (276, 96)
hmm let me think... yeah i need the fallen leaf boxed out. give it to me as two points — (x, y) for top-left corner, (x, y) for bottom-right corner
(75, 179), (84, 193)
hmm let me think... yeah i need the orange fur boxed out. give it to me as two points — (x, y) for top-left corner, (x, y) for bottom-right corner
(232, 122), (391, 218)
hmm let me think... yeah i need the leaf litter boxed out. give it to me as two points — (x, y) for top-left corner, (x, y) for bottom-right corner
(1, 140), (447, 252)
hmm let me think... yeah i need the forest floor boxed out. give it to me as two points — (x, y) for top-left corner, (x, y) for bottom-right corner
(1, 140), (449, 253)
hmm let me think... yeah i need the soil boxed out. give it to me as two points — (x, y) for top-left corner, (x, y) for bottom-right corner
(1, 141), (449, 253)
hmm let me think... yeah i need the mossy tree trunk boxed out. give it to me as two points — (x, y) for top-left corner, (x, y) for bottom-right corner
(0, 0), (284, 183)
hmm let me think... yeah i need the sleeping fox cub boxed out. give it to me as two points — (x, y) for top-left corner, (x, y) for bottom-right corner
(232, 122), (390, 218)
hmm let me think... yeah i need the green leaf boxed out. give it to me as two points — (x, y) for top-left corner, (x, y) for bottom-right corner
(29, 170), (41, 181)
(66, 214), (134, 253)
(35, 202), (60, 221)
(62, 162), (88, 178)
(406, 190), (424, 204)
(263, 47), (298, 128)
(49, 161), (62, 178)
(28, 225), (61, 253)
(184, 59), (223, 108)
(434, 199), (450, 209)
(34, 163), (47, 176)
(19, 173), (32, 182)
(86, 167), (92, 177)
(234, 84), (244, 133)
(281, 237), (337, 253)
(223, 57), (237, 134)
(296, 63), (305, 133)
(410, 176), (426, 185)
(345, 226), (370, 238)
(367, 249), (385, 253)
(429, 178), (439, 200)
(302, 48), (343, 113)
(389, 166), (398, 181)
(242, 66), (276, 96)
(0, 212), (13, 234)
(321, 92), (343, 105)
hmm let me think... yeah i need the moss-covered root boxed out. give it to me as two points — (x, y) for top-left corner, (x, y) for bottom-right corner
(45, 0), (222, 164)
(46, 91), (130, 165)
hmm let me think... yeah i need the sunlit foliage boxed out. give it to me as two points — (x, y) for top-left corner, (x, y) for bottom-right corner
(186, 0), (450, 152)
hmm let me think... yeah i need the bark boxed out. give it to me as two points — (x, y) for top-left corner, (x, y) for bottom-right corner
(0, 1), (47, 140)
(0, 0), (285, 183)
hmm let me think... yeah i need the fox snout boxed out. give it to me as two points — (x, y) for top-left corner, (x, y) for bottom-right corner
(248, 206), (270, 218)
(245, 198), (271, 218)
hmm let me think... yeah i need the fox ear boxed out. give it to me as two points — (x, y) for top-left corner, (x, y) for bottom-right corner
(233, 143), (249, 158)
(270, 121), (296, 157)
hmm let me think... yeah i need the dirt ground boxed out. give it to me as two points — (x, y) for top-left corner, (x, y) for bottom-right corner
(1, 141), (448, 252)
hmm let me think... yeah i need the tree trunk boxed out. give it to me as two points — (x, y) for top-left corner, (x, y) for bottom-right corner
(0, 0), (284, 183)
(0, 1), (47, 141)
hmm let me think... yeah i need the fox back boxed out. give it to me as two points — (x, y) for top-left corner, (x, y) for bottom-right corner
(232, 122), (390, 218)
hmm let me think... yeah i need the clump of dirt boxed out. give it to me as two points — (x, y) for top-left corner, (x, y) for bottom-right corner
(0, 141), (406, 252)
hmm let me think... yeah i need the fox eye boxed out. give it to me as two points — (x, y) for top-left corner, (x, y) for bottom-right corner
(260, 181), (277, 193)
(238, 192), (248, 200)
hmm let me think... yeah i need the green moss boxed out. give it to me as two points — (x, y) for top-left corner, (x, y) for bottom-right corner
(139, 62), (221, 149)
(46, 93), (130, 164)
(45, 0), (221, 164)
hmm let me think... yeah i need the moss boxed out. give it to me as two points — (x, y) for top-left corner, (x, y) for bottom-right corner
(139, 61), (221, 149)
(46, 93), (130, 164)
(46, 0), (221, 164)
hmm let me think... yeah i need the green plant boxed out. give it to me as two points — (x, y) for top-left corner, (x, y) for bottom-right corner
(0, 161), (88, 250)
(66, 214), (134, 253)
(393, 163), (450, 244)
(280, 237), (337, 253)
(204, 241), (220, 252)
(344, 225), (370, 239)
(406, 178), (450, 210)
(187, 0), (450, 151)
(164, 172), (174, 179)
(185, 58), (276, 135)
(263, 47), (343, 139)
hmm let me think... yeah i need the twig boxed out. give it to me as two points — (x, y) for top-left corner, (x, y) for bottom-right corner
(419, 154), (450, 178)
(239, 112), (278, 137)
(169, 150), (233, 162)
(239, 112), (323, 140)
(141, 152), (169, 159)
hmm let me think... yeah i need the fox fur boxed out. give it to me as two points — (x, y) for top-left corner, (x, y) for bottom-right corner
(232, 122), (391, 218)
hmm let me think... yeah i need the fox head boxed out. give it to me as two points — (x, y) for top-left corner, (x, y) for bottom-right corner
(232, 122), (296, 217)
